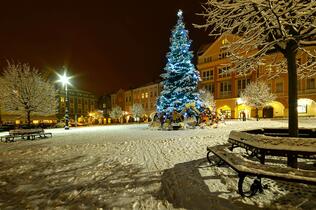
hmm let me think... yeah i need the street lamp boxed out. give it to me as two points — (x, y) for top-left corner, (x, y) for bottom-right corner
(57, 70), (71, 130)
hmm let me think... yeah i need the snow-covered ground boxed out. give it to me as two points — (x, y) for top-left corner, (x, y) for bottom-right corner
(0, 119), (316, 210)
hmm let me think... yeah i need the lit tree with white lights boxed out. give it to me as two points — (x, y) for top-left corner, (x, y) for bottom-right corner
(241, 81), (276, 121)
(110, 106), (123, 123)
(131, 103), (145, 122)
(157, 10), (201, 115)
(199, 89), (215, 109)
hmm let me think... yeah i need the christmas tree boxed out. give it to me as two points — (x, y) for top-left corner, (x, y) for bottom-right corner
(157, 10), (201, 115)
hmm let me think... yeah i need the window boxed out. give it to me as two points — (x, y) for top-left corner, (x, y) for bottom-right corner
(218, 66), (231, 78)
(237, 79), (251, 96)
(276, 82), (283, 93)
(307, 78), (315, 89)
(220, 80), (232, 97)
(145, 92), (148, 98)
(204, 83), (214, 93)
(218, 52), (231, 60)
(202, 69), (214, 81)
(141, 93), (144, 99)
(203, 56), (212, 63)
(60, 97), (65, 103)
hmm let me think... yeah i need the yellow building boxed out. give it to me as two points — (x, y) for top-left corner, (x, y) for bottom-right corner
(110, 82), (162, 121)
(197, 34), (316, 119)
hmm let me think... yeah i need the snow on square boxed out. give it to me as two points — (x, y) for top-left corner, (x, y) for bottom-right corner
(0, 119), (316, 209)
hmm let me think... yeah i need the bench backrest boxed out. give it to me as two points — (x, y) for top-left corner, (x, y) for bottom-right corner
(9, 128), (44, 135)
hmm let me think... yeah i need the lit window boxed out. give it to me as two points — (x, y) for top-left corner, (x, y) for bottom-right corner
(202, 69), (214, 81)
(297, 104), (307, 113)
(145, 92), (148, 98)
(204, 83), (214, 93)
(141, 93), (144, 99)
(220, 80), (232, 97)
(60, 97), (65, 103)
(222, 38), (229, 45)
(237, 79), (251, 96)
(218, 66), (231, 78)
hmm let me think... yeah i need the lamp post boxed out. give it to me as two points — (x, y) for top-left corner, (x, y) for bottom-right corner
(57, 70), (71, 130)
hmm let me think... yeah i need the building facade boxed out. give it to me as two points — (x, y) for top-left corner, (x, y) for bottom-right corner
(197, 34), (316, 119)
(109, 82), (162, 120)
(57, 88), (97, 124)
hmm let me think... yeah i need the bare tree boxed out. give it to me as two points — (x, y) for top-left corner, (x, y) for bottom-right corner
(199, 89), (215, 109)
(1, 62), (57, 127)
(109, 106), (123, 122)
(131, 103), (145, 122)
(197, 0), (316, 137)
(241, 81), (276, 121)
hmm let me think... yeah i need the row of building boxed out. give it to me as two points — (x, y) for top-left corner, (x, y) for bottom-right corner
(109, 34), (316, 120)
(0, 86), (98, 126)
(1, 34), (315, 125)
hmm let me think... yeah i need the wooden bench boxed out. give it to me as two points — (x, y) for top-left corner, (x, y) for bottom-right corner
(207, 144), (316, 197)
(9, 128), (52, 140)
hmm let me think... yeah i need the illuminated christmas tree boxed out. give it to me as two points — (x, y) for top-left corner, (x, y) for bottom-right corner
(157, 10), (201, 114)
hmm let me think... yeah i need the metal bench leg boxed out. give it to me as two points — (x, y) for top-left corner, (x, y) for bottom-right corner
(207, 151), (225, 166)
(238, 174), (263, 197)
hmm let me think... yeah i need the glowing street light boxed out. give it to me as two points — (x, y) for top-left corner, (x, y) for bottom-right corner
(57, 70), (72, 130)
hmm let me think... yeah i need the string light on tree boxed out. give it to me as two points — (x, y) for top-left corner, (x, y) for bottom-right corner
(157, 9), (201, 114)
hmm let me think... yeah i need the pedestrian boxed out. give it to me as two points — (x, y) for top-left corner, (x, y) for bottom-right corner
(159, 112), (165, 129)
(242, 111), (246, 121)
(220, 112), (226, 124)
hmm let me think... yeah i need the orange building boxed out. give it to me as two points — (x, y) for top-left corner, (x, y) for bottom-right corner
(110, 82), (162, 120)
(197, 34), (316, 119)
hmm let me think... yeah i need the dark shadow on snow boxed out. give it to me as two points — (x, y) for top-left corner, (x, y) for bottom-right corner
(157, 157), (258, 210)
(0, 154), (161, 209)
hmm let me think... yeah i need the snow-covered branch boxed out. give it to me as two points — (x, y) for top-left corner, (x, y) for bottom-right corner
(131, 103), (145, 119)
(196, 0), (316, 78)
(241, 81), (276, 108)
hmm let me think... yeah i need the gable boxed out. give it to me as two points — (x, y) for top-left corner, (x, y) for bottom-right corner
(199, 33), (240, 58)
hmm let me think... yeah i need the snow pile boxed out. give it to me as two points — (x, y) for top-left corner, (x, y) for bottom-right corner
(0, 119), (315, 209)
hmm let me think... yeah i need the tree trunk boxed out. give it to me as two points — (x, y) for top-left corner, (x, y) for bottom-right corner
(285, 42), (298, 168)
(27, 111), (31, 128)
(285, 43), (298, 137)
(256, 107), (259, 121)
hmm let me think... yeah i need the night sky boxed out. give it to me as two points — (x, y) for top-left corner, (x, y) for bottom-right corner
(0, 0), (210, 96)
